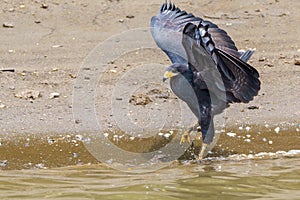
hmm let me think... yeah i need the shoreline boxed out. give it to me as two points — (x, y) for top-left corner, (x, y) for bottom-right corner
(1, 0), (300, 169)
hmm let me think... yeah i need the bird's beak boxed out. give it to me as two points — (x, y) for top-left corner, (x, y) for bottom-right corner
(163, 71), (175, 82)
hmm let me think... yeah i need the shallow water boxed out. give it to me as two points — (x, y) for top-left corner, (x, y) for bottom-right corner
(1, 156), (300, 200)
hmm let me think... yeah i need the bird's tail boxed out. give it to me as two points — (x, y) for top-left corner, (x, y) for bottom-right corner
(238, 49), (256, 62)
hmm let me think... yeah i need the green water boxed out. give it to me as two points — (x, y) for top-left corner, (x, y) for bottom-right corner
(1, 157), (299, 200)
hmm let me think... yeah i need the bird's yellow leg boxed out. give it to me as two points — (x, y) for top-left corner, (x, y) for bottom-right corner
(198, 143), (208, 160)
(180, 131), (191, 144)
(180, 123), (202, 145)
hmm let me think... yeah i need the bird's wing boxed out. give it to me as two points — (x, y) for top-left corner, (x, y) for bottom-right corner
(150, 2), (245, 63)
(216, 48), (260, 102)
(182, 22), (260, 103)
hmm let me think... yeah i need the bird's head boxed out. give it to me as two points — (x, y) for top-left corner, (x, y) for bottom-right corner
(163, 63), (189, 82)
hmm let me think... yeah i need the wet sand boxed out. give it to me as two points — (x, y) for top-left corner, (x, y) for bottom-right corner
(0, 127), (299, 170)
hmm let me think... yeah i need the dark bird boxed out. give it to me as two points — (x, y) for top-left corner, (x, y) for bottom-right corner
(150, 2), (260, 159)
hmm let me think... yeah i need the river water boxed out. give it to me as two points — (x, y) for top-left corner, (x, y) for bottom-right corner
(1, 154), (300, 199)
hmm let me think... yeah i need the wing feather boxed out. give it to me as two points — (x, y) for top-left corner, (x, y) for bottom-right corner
(150, 2), (245, 63)
(216, 49), (260, 102)
(182, 22), (260, 104)
(151, 2), (260, 104)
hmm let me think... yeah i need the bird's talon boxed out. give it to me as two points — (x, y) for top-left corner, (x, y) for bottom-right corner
(195, 159), (202, 164)
(180, 131), (191, 144)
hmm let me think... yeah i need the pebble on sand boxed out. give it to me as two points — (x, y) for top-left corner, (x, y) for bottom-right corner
(268, 140), (273, 145)
(49, 92), (60, 99)
(126, 15), (135, 19)
(274, 127), (280, 134)
(0, 160), (7, 167)
(245, 126), (251, 132)
(75, 135), (83, 141)
(2, 23), (14, 28)
(41, 3), (49, 9)
(52, 45), (63, 48)
(244, 139), (251, 143)
(226, 132), (236, 137)
(15, 89), (41, 100)
(248, 105), (259, 110)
